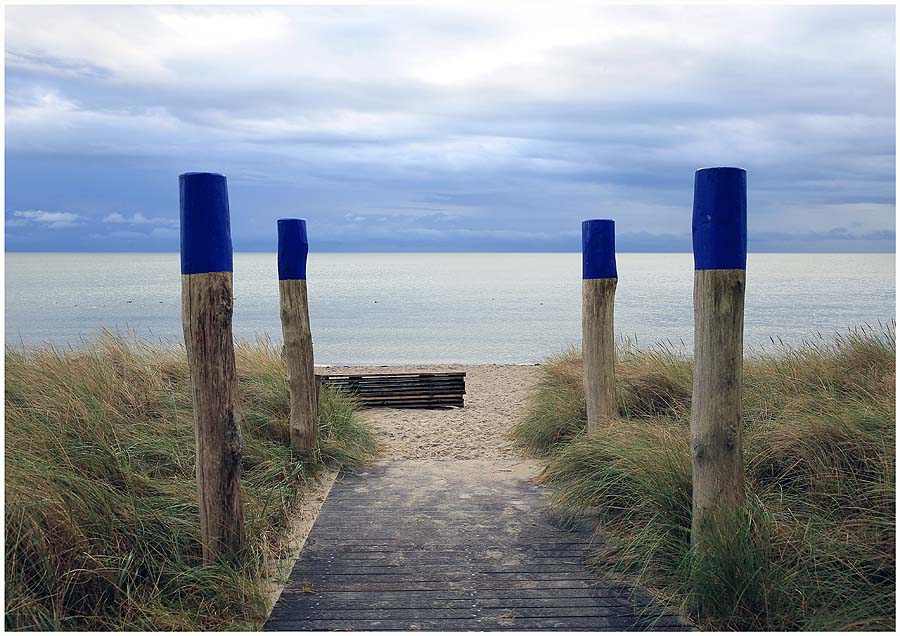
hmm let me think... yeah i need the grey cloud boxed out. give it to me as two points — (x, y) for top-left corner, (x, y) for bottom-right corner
(3, 4), (895, 252)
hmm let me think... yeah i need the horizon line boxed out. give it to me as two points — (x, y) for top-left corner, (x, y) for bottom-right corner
(5, 249), (896, 255)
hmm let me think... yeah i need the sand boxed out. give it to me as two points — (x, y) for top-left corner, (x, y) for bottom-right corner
(317, 363), (542, 460)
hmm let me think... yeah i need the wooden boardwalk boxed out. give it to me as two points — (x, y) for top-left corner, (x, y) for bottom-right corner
(265, 461), (687, 631)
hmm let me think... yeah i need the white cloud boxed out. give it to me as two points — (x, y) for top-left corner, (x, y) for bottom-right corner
(10, 210), (84, 229)
(5, 6), (291, 82)
(103, 212), (177, 226)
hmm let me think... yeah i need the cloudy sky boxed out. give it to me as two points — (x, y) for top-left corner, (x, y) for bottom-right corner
(5, 4), (895, 252)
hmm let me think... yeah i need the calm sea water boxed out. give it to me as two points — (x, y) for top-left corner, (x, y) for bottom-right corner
(5, 253), (895, 364)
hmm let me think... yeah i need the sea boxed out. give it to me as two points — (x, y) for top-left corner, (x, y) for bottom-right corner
(4, 253), (895, 364)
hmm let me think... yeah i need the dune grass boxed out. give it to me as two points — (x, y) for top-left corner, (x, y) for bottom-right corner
(513, 324), (895, 631)
(5, 333), (377, 631)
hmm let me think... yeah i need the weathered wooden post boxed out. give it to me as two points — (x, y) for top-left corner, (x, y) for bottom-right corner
(582, 219), (618, 433)
(278, 218), (318, 452)
(179, 172), (245, 563)
(690, 166), (747, 544)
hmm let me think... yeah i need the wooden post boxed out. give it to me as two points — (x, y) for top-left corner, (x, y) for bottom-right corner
(690, 166), (748, 544)
(179, 172), (245, 563)
(278, 219), (318, 452)
(582, 219), (618, 433)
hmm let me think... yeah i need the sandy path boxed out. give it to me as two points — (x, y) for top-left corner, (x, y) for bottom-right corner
(317, 364), (540, 460)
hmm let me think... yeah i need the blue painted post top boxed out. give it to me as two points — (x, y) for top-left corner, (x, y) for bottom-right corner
(179, 172), (233, 275)
(692, 167), (747, 270)
(582, 219), (617, 279)
(278, 218), (309, 280)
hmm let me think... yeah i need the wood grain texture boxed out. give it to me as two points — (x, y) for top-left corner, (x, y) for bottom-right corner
(181, 271), (245, 563)
(582, 278), (617, 432)
(279, 279), (318, 451)
(265, 462), (687, 631)
(318, 372), (466, 408)
(690, 269), (746, 542)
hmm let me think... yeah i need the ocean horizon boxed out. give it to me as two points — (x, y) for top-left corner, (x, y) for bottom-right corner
(6, 251), (895, 364)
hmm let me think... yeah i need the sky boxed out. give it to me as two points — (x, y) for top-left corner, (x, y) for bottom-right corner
(4, 4), (896, 253)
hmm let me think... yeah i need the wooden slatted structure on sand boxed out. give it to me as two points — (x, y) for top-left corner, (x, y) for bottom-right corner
(317, 372), (466, 408)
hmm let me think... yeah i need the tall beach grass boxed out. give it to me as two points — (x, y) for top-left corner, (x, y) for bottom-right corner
(5, 332), (377, 631)
(513, 324), (895, 631)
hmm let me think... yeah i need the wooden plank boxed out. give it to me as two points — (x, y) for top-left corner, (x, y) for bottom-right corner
(274, 592), (642, 607)
(269, 607), (671, 621)
(348, 400), (464, 406)
(339, 393), (465, 398)
(320, 380), (465, 389)
(267, 616), (687, 631)
(321, 388), (463, 395)
(273, 591), (640, 606)
(350, 395), (464, 401)
(356, 402), (463, 410)
(319, 391), (465, 400)
(286, 572), (600, 584)
(319, 380), (465, 388)
(301, 542), (596, 554)
(281, 579), (603, 593)
(317, 372), (467, 409)
(316, 374), (466, 384)
(323, 389), (464, 396)
(358, 402), (463, 408)
(321, 375), (465, 381)
(321, 391), (465, 400)
(299, 524), (587, 535)
(321, 389), (464, 398)
(296, 556), (589, 568)
(318, 372), (466, 379)
(299, 551), (593, 563)
(323, 386), (464, 391)
(321, 376), (464, 382)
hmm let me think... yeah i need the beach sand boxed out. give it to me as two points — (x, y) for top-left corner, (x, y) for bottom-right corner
(317, 363), (541, 460)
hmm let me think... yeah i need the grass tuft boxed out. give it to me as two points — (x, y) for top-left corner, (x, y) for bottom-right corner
(5, 332), (376, 631)
(511, 347), (586, 456)
(517, 323), (896, 631)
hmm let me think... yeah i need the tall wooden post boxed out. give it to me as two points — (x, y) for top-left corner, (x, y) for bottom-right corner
(582, 219), (618, 433)
(278, 219), (318, 452)
(179, 172), (245, 563)
(690, 166), (747, 544)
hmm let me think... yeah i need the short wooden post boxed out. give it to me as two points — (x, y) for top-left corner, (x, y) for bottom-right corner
(179, 172), (245, 563)
(690, 166), (747, 544)
(278, 219), (318, 452)
(582, 219), (618, 433)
